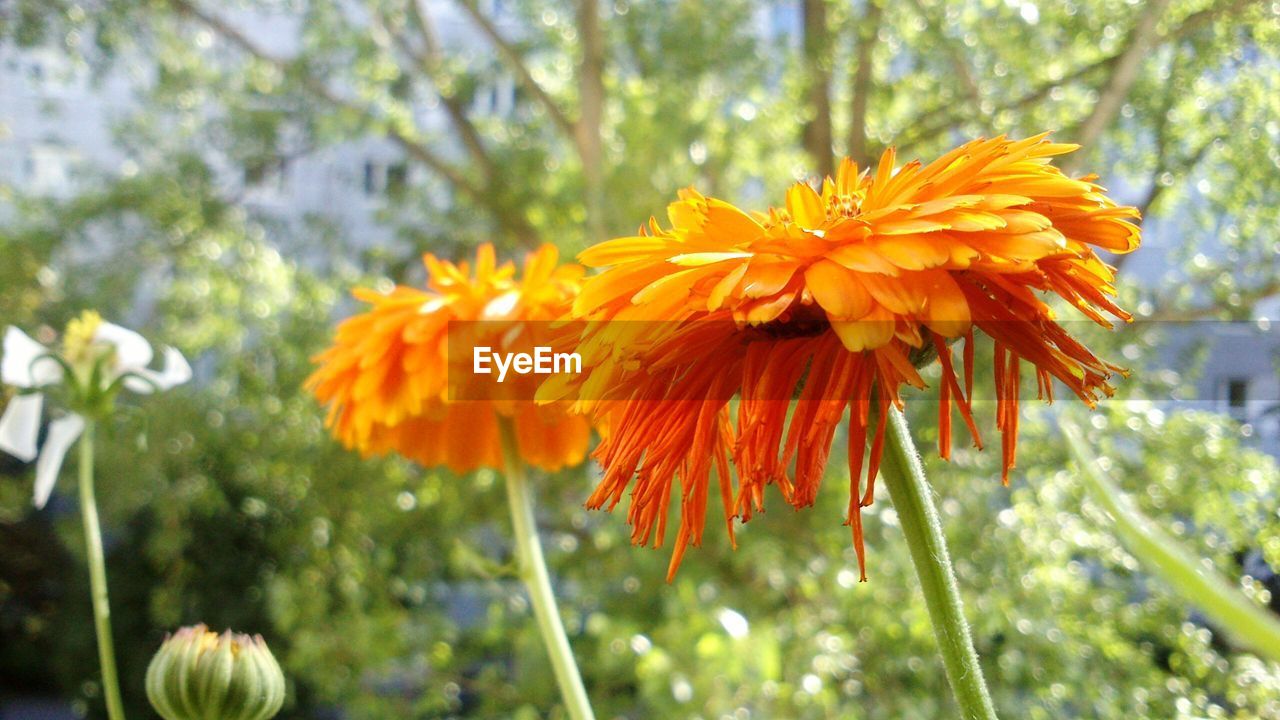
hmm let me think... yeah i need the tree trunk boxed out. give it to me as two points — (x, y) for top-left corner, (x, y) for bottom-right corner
(802, 0), (834, 177)
(847, 0), (882, 166)
(577, 0), (607, 244)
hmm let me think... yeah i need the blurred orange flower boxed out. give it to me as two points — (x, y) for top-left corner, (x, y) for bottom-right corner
(564, 134), (1139, 580)
(308, 243), (590, 473)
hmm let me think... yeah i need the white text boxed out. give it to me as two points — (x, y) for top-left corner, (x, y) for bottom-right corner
(473, 346), (582, 382)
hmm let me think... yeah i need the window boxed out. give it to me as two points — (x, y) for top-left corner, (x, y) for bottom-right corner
(1219, 377), (1249, 420)
(362, 160), (407, 196)
(473, 78), (515, 117)
(244, 157), (286, 191)
(1227, 378), (1248, 409)
(385, 163), (407, 196)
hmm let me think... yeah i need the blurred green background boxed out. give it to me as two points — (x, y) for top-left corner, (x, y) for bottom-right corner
(2, 0), (1279, 717)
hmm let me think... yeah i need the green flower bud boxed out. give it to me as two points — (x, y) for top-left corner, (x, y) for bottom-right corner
(145, 624), (286, 720)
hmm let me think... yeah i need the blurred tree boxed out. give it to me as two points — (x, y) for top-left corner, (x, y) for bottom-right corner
(1, 1), (1279, 719)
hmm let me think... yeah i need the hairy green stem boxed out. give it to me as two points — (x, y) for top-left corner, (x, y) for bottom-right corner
(495, 417), (596, 720)
(78, 421), (127, 720)
(879, 409), (998, 720)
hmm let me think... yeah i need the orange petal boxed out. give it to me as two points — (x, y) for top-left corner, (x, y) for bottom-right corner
(870, 235), (951, 270)
(919, 271), (971, 337)
(825, 244), (900, 276)
(703, 198), (765, 244)
(786, 182), (827, 229)
(739, 260), (799, 299)
(860, 274), (926, 314)
(707, 261), (751, 310)
(831, 304), (895, 351)
(578, 236), (674, 267)
(805, 259), (872, 319)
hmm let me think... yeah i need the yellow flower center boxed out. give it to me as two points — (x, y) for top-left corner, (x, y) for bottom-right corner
(62, 310), (105, 368)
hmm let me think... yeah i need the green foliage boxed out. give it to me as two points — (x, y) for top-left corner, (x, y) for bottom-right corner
(2, 0), (1279, 718)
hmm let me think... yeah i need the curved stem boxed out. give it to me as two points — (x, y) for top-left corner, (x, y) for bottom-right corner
(879, 408), (998, 720)
(495, 417), (596, 720)
(78, 421), (127, 720)
(1062, 418), (1280, 663)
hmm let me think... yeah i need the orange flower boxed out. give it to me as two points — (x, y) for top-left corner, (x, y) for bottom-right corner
(563, 134), (1139, 580)
(308, 243), (590, 473)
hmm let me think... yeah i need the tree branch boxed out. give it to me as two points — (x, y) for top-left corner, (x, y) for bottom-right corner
(896, 0), (1259, 155)
(907, 0), (981, 109)
(1135, 134), (1217, 222)
(1118, 136), (1218, 272)
(898, 53), (1114, 153)
(456, 0), (578, 140)
(1063, 0), (1173, 173)
(401, 0), (497, 181)
(847, 0), (882, 166)
(167, 0), (484, 201)
(1149, 279), (1280, 321)
(168, 0), (542, 245)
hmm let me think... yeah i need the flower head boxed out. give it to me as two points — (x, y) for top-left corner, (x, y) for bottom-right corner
(145, 624), (286, 720)
(564, 134), (1139, 579)
(62, 310), (105, 367)
(307, 243), (590, 473)
(0, 312), (192, 507)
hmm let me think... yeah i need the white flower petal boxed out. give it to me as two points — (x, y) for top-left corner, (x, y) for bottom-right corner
(2, 327), (61, 387)
(0, 393), (44, 462)
(94, 322), (153, 373)
(124, 346), (192, 394)
(33, 413), (84, 509)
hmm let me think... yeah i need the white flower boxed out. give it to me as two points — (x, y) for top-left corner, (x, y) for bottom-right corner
(0, 321), (192, 508)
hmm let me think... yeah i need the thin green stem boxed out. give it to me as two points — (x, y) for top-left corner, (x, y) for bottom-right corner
(495, 417), (596, 720)
(78, 421), (127, 720)
(879, 408), (998, 720)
